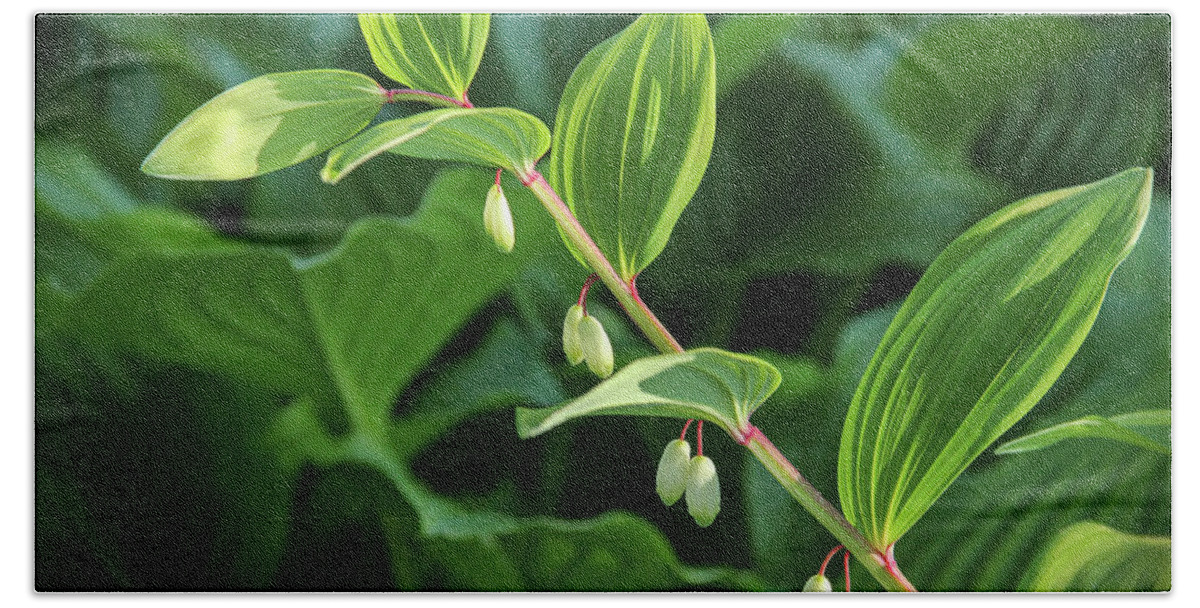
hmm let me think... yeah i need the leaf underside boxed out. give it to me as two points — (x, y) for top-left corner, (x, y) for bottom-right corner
(516, 348), (781, 440)
(322, 107), (550, 184)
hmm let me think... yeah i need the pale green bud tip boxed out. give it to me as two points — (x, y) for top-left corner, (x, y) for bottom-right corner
(655, 439), (691, 506)
(484, 183), (514, 252)
(685, 455), (720, 527)
(803, 574), (833, 592)
(562, 304), (585, 366)
(578, 314), (614, 378)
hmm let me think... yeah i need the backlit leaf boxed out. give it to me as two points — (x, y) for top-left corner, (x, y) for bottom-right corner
(1025, 522), (1169, 591)
(995, 410), (1169, 455)
(837, 168), (1153, 550)
(322, 107), (550, 184)
(142, 70), (385, 180)
(516, 348), (780, 440)
(548, 14), (716, 280)
(358, 13), (489, 104)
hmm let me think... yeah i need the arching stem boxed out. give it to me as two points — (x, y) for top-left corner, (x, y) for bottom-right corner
(520, 168), (916, 592)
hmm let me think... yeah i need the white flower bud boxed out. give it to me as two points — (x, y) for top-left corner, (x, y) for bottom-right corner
(685, 455), (720, 527)
(483, 183), (514, 252)
(562, 304), (585, 365)
(656, 439), (691, 506)
(803, 574), (833, 592)
(578, 314), (613, 378)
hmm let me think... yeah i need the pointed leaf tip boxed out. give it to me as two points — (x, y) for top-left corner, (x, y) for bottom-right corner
(143, 70), (385, 181)
(838, 168), (1156, 549)
(358, 13), (490, 103)
(549, 14), (717, 279)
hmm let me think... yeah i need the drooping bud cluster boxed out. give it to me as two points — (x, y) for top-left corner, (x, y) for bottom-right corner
(655, 424), (721, 528)
(562, 304), (614, 378)
(483, 179), (514, 252)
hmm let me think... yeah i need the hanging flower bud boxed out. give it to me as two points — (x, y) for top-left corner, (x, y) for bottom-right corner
(685, 455), (720, 527)
(483, 182), (514, 252)
(802, 574), (833, 592)
(655, 439), (691, 506)
(562, 304), (585, 365)
(578, 314), (614, 378)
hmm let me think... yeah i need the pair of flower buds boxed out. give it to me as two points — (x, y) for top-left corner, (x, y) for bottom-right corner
(655, 439), (720, 527)
(562, 304), (614, 378)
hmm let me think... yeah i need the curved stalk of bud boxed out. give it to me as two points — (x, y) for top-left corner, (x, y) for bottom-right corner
(655, 439), (691, 506)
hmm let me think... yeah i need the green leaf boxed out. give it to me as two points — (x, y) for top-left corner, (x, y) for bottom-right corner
(971, 27), (1171, 196)
(893, 193), (1171, 591)
(837, 168), (1154, 550)
(142, 69), (386, 180)
(881, 15), (1094, 159)
(322, 107), (550, 184)
(516, 348), (780, 440)
(1025, 522), (1169, 591)
(711, 15), (805, 96)
(358, 13), (489, 103)
(548, 14), (716, 280)
(995, 410), (1169, 456)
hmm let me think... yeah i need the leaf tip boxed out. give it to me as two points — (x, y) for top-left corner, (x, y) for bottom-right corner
(514, 407), (547, 439)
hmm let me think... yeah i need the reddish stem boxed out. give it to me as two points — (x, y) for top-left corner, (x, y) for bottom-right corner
(844, 551), (851, 592)
(494, 168), (502, 186)
(577, 273), (599, 313)
(879, 544), (914, 591)
(697, 420), (704, 456)
(679, 419), (694, 442)
(818, 545), (843, 576)
(384, 87), (472, 108)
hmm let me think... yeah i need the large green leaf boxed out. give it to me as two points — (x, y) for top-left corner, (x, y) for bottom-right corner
(39, 159), (746, 589)
(322, 107), (550, 184)
(971, 26), (1171, 196)
(141, 69), (386, 180)
(358, 13), (489, 104)
(548, 14), (716, 280)
(891, 192), (1171, 591)
(995, 410), (1169, 456)
(837, 168), (1153, 550)
(881, 15), (1094, 160)
(516, 348), (780, 440)
(1025, 522), (1169, 591)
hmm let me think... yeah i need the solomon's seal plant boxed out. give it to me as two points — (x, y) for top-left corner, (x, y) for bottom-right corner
(124, 12), (1165, 592)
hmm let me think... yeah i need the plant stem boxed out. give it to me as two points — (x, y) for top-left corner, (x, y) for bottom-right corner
(383, 88), (473, 108)
(742, 426), (915, 592)
(521, 169), (916, 592)
(523, 171), (682, 354)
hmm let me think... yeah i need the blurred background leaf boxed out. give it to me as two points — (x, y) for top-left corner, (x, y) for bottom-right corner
(36, 13), (1169, 591)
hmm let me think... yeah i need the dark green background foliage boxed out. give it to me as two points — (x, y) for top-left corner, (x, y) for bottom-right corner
(35, 14), (1170, 591)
